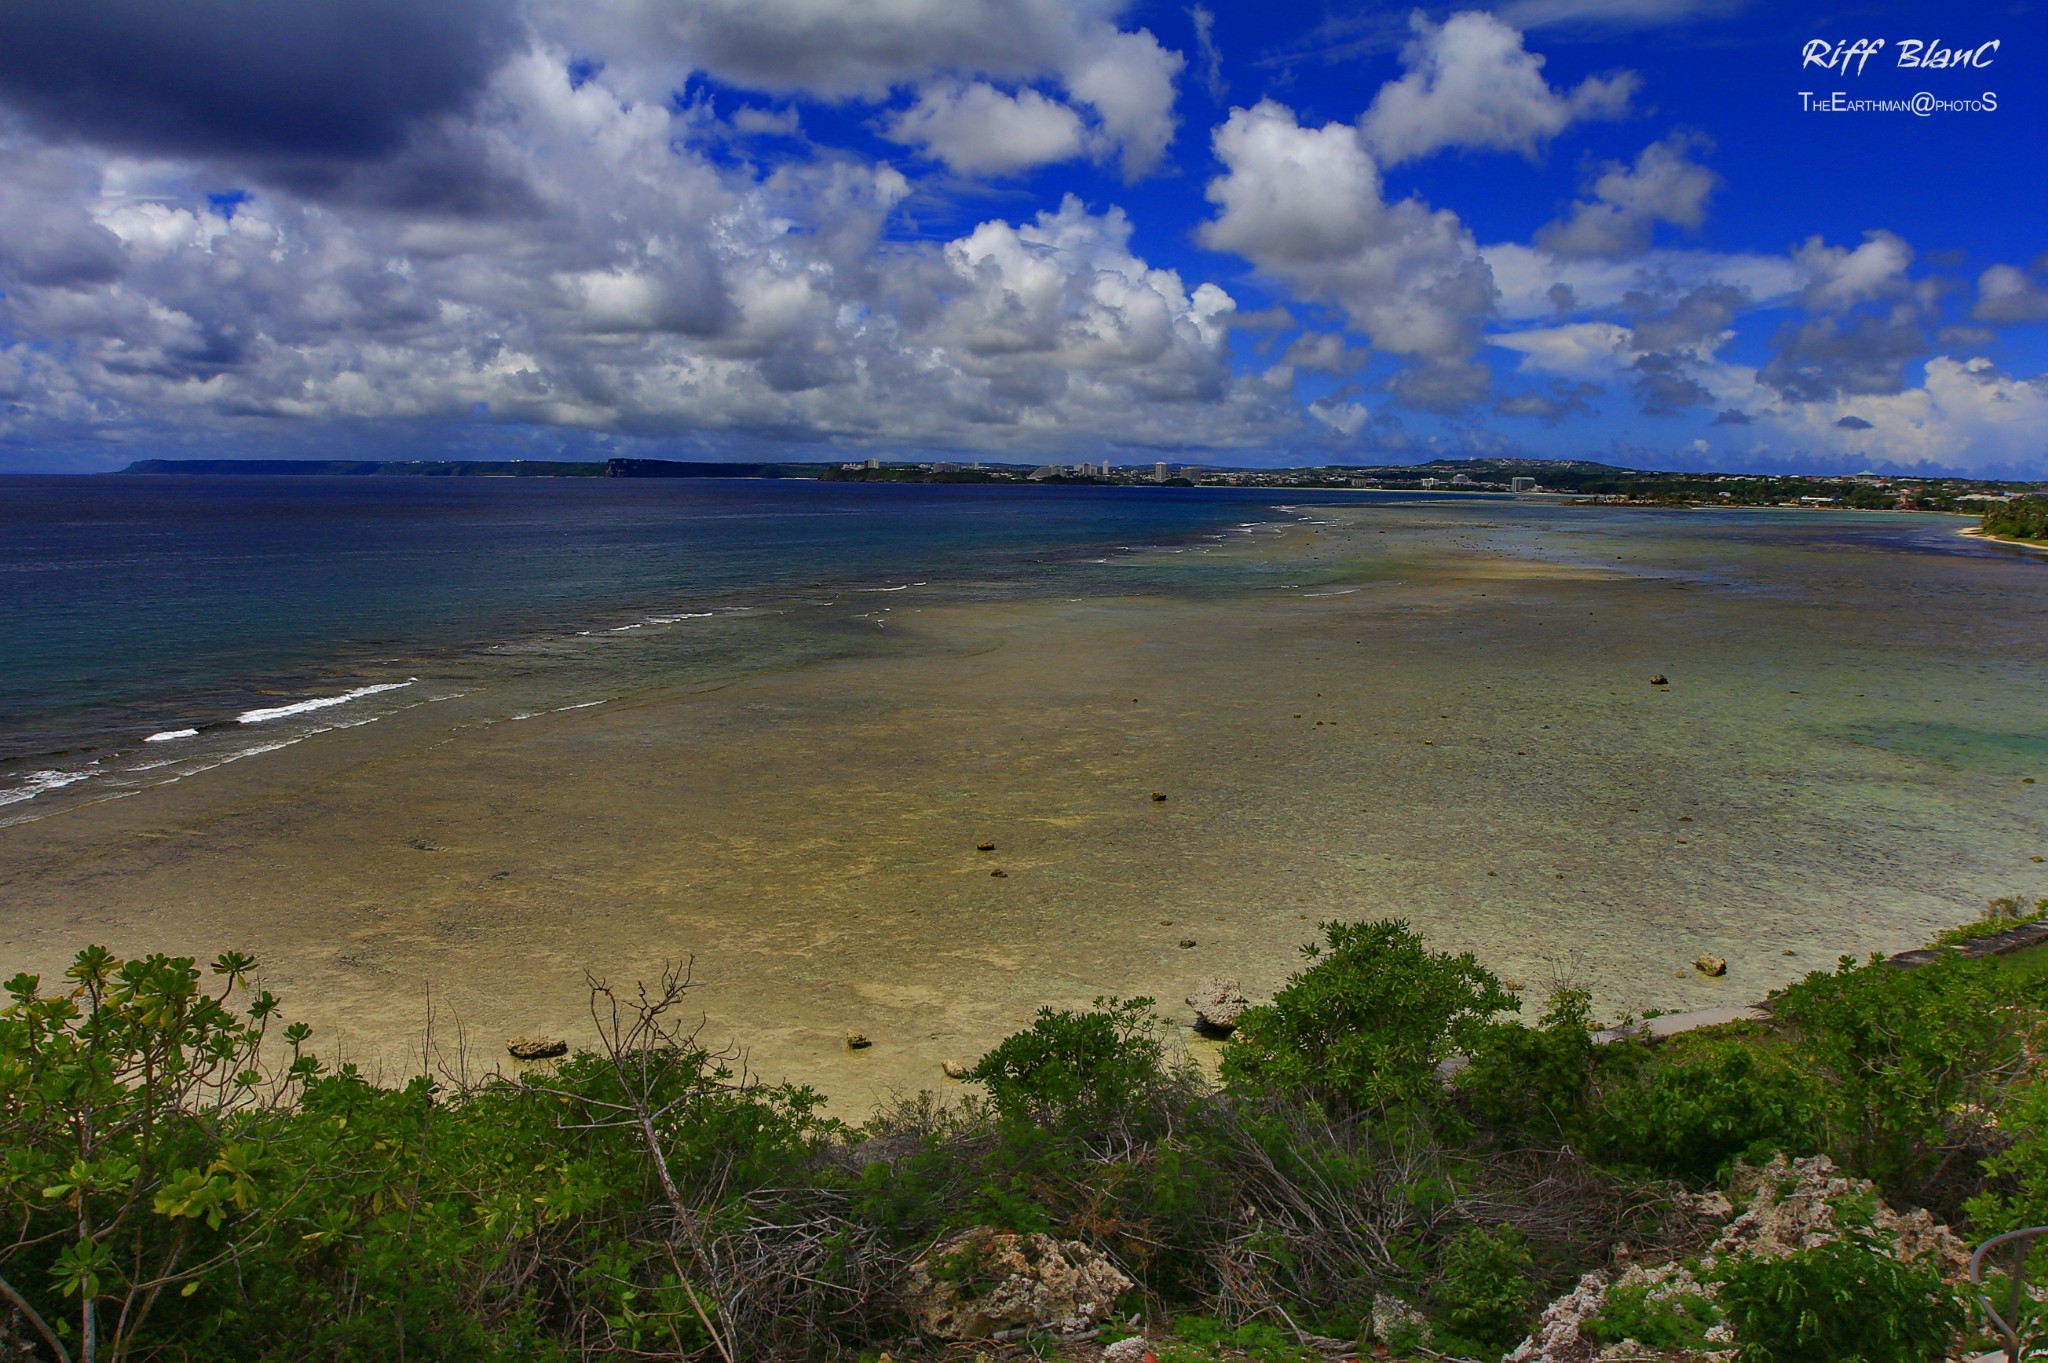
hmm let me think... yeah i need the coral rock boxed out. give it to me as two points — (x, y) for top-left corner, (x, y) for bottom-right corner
(1185, 977), (1252, 1037)
(506, 1036), (568, 1060)
(904, 1228), (1132, 1340)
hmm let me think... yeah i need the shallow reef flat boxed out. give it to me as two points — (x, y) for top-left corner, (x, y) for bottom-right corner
(2, 502), (2044, 1110)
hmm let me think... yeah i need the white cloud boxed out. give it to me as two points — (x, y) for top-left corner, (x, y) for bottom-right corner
(0, 48), (1296, 460)
(1483, 242), (1800, 320)
(1199, 100), (1495, 362)
(884, 82), (1086, 175)
(1793, 230), (1914, 312)
(552, 0), (1182, 179)
(1535, 134), (1718, 257)
(1765, 357), (2048, 472)
(1308, 396), (1370, 435)
(1358, 11), (1635, 167)
(1973, 264), (2048, 324)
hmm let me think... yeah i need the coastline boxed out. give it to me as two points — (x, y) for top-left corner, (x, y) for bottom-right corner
(1960, 524), (2048, 554)
(3, 501), (2045, 1110)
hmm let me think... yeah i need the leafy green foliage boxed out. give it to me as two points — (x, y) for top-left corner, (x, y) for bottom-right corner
(1222, 920), (1519, 1114)
(1429, 1225), (1538, 1354)
(1588, 1029), (1823, 1183)
(1774, 952), (2042, 1204)
(968, 996), (1172, 1130)
(1934, 896), (2048, 948)
(1582, 1277), (1719, 1350)
(1982, 496), (2048, 543)
(0, 926), (2039, 1361)
(1161, 1314), (1321, 1363)
(0, 949), (306, 1363)
(1458, 987), (1598, 1142)
(1716, 1230), (1963, 1363)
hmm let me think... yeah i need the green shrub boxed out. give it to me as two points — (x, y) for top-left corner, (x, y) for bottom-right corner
(1429, 1225), (1538, 1355)
(1934, 896), (2048, 948)
(1162, 1314), (1319, 1363)
(1222, 920), (1519, 1115)
(1582, 1276), (1718, 1350)
(1716, 1231), (1963, 1363)
(969, 996), (1173, 1130)
(1458, 987), (1598, 1142)
(1775, 952), (2042, 1203)
(1588, 1030), (1823, 1183)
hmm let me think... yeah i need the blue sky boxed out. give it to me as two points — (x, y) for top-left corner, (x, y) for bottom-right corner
(0, 0), (2043, 475)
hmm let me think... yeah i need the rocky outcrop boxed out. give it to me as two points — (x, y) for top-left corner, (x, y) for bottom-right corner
(506, 1036), (568, 1060)
(1505, 1156), (1971, 1363)
(903, 1228), (1132, 1340)
(1185, 977), (1252, 1037)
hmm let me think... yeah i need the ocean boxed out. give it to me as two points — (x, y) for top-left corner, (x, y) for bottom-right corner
(0, 474), (1408, 826)
(5, 476), (2046, 1097)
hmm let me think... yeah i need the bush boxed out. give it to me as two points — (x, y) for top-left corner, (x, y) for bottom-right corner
(968, 996), (1174, 1131)
(1587, 1030), (1823, 1184)
(1716, 1230), (1963, 1363)
(1774, 952), (2042, 1206)
(1222, 921), (1519, 1115)
(1429, 1225), (1538, 1354)
(1582, 1276), (1718, 1351)
(1458, 987), (1598, 1142)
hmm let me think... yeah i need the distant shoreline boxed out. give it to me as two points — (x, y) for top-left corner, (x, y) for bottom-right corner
(1959, 525), (2048, 553)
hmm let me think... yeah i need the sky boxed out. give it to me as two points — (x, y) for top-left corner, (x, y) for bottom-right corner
(0, 0), (2044, 477)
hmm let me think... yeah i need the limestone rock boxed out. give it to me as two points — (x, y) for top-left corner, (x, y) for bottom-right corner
(846, 1031), (872, 1050)
(506, 1036), (568, 1060)
(1101, 1337), (1154, 1363)
(1504, 1155), (1972, 1363)
(1694, 954), (1727, 977)
(1185, 977), (1251, 1037)
(904, 1228), (1132, 1340)
(942, 1058), (968, 1080)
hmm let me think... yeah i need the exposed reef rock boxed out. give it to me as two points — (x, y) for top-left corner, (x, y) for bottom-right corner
(903, 1228), (1131, 1340)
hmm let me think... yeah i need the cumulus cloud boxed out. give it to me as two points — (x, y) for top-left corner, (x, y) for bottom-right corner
(1973, 264), (2048, 324)
(1758, 308), (1927, 403)
(884, 83), (1086, 175)
(1282, 332), (1366, 373)
(1495, 378), (1600, 424)
(1793, 230), (1914, 312)
(555, 0), (1184, 178)
(1200, 100), (1496, 373)
(1630, 351), (1712, 415)
(0, 50), (1292, 461)
(1536, 134), (1718, 257)
(1623, 282), (1745, 354)
(1309, 395), (1370, 435)
(1483, 242), (1799, 321)
(1358, 11), (1634, 166)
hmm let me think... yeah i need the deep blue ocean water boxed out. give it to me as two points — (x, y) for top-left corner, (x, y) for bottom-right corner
(0, 474), (1435, 821)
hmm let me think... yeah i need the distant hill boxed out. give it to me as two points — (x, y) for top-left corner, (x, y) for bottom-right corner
(121, 458), (611, 477)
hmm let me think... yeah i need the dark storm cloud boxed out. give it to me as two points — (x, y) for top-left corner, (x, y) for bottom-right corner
(0, 0), (519, 161)
(1835, 415), (1873, 430)
(1710, 408), (1751, 425)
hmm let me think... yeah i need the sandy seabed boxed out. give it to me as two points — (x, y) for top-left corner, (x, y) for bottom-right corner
(4, 503), (2045, 1111)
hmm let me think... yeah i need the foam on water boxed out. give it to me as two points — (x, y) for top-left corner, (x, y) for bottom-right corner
(236, 680), (415, 725)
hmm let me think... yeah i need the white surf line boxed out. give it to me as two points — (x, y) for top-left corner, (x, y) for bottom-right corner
(236, 679), (416, 724)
